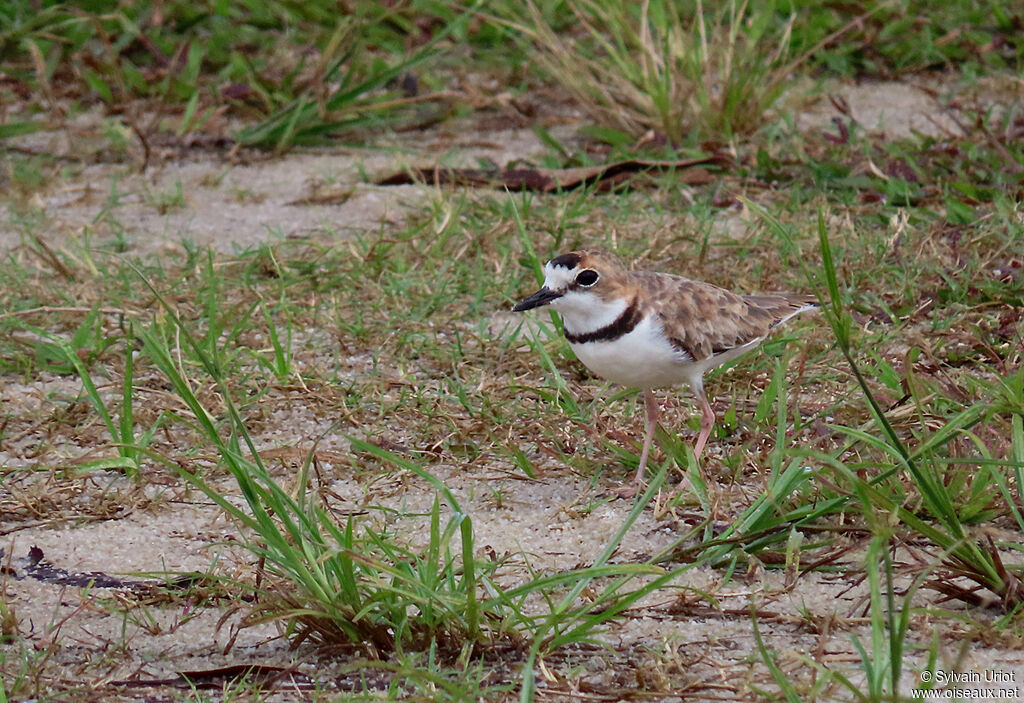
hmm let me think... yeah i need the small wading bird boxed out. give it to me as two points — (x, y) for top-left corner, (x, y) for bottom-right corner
(513, 250), (817, 497)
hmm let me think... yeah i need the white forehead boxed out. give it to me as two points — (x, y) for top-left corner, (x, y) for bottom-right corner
(543, 260), (578, 290)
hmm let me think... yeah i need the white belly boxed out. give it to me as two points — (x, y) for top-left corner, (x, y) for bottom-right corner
(568, 315), (696, 390)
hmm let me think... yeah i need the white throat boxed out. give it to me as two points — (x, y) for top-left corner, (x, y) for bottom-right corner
(550, 291), (628, 335)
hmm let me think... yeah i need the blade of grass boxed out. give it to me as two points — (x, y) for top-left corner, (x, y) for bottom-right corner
(347, 437), (461, 514)
(15, 320), (140, 476)
(751, 603), (803, 703)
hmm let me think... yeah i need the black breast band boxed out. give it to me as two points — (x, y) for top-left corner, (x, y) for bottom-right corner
(564, 298), (643, 344)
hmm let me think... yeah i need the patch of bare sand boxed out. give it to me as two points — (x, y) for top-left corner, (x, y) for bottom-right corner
(794, 79), (965, 139)
(1, 119), (577, 255)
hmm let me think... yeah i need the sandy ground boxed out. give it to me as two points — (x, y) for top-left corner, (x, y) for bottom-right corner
(3, 80), (1023, 701)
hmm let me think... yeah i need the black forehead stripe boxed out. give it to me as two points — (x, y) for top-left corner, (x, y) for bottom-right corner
(548, 252), (583, 269)
(564, 298), (643, 344)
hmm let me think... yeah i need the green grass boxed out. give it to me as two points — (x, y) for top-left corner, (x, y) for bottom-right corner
(3, 175), (1021, 696)
(785, 0), (1024, 76)
(2, 0), (1024, 699)
(0, 0), (487, 151)
(3, 0), (1017, 156)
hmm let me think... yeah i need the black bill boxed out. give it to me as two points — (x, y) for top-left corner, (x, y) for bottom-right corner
(512, 286), (562, 312)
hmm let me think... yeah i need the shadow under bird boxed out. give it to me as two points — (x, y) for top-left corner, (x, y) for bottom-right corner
(513, 250), (817, 497)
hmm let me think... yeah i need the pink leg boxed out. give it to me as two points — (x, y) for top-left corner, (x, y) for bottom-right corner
(670, 386), (716, 498)
(691, 387), (716, 461)
(632, 389), (660, 487)
(616, 390), (659, 499)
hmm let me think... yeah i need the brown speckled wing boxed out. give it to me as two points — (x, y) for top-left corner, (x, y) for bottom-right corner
(742, 295), (819, 328)
(633, 272), (814, 361)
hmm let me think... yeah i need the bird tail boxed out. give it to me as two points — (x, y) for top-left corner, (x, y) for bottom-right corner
(744, 294), (819, 328)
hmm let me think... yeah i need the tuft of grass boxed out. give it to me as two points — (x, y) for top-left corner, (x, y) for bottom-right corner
(235, 3), (481, 150)
(749, 201), (1024, 610)
(500, 0), (820, 143)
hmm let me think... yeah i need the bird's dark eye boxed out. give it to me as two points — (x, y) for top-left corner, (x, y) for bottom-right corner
(575, 269), (599, 287)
